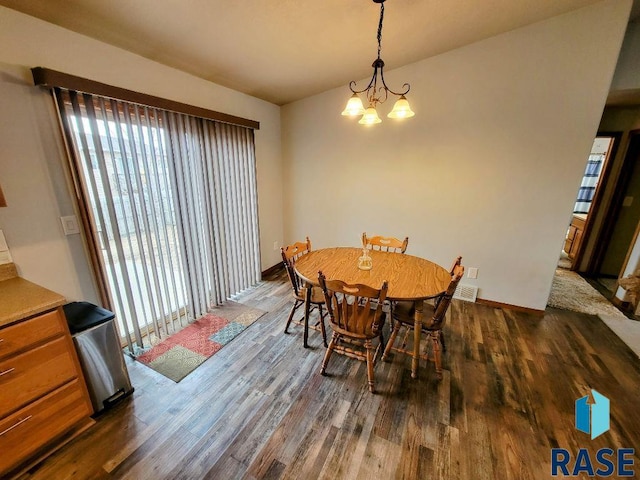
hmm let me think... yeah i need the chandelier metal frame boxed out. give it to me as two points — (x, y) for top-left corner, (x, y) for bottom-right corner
(348, 0), (410, 107)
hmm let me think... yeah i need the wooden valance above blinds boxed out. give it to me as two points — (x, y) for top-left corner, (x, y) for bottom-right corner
(31, 67), (260, 130)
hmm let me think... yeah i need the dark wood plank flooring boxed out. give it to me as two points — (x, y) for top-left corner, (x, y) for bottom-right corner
(16, 272), (640, 479)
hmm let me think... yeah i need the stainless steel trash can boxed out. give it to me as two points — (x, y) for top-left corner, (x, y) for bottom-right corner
(63, 302), (134, 414)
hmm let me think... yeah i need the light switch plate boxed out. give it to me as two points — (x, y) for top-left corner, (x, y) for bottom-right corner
(60, 215), (80, 235)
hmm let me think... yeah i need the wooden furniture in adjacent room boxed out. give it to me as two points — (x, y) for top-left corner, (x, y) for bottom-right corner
(281, 237), (328, 348)
(295, 247), (451, 378)
(318, 271), (388, 393)
(362, 232), (409, 253)
(382, 263), (464, 379)
(564, 214), (586, 261)
(0, 263), (94, 477)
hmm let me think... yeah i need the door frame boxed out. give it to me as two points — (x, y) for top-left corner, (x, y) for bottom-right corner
(572, 132), (622, 272)
(583, 130), (640, 276)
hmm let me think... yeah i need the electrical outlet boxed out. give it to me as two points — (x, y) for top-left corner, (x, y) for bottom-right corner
(468, 267), (478, 279)
(273, 241), (279, 251)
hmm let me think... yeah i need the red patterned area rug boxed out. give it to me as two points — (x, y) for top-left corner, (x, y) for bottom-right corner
(136, 301), (266, 382)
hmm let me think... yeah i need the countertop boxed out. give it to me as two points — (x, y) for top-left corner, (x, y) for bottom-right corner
(0, 263), (65, 327)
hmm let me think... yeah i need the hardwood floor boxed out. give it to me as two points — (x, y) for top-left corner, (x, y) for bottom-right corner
(15, 272), (640, 479)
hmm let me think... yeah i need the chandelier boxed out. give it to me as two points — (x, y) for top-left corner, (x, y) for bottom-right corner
(341, 0), (414, 125)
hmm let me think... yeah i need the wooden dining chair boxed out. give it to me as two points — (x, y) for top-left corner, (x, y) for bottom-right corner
(362, 232), (409, 254)
(431, 255), (462, 352)
(318, 271), (388, 393)
(382, 262), (464, 380)
(281, 237), (328, 347)
(448, 256), (463, 275)
(393, 254), (463, 328)
(362, 233), (409, 314)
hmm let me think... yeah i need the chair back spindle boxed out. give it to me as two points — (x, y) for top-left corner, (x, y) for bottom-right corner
(321, 277), (388, 337)
(362, 232), (409, 254)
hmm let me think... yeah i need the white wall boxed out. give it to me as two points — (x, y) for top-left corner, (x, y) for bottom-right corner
(282, 0), (631, 310)
(0, 7), (284, 302)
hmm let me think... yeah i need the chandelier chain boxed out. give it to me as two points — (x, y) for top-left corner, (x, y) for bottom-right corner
(377, 2), (384, 60)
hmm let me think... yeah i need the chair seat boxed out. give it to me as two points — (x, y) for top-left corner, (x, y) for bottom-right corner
(392, 301), (437, 330)
(295, 286), (326, 304)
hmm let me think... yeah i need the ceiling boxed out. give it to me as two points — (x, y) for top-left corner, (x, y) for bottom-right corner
(0, 0), (638, 106)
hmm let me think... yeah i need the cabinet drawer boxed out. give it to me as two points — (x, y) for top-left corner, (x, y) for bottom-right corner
(0, 379), (91, 474)
(0, 337), (77, 418)
(0, 309), (66, 360)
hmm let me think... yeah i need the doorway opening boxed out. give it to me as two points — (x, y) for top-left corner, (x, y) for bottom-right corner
(560, 136), (615, 272)
(589, 130), (640, 303)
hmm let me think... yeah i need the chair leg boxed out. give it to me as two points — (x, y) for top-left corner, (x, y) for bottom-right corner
(284, 299), (303, 334)
(439, 330), (446, 353)
(365, 339), (375, 393)
(318, 304), (328, 347)
(303, 288), (312, 348)
(321, 332), (338, 375)
(400, 327), (411, 349)
(382, 319), (400, 362)
(431, 332), (443, 380)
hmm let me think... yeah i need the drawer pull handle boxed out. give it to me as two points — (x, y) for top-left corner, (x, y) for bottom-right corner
(0, 416), (32, 437)
(0, 368), (14, 377)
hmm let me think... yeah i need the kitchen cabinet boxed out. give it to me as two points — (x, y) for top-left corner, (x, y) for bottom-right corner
(564, 214), (586, 261)
(0, 263), (94, 477)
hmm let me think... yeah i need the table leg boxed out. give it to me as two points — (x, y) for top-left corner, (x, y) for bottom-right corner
(412, 300), (423, 379)
(303, 284), (312, 348)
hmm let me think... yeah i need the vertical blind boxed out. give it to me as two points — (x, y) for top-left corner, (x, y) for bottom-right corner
(54, 88), (261, 354)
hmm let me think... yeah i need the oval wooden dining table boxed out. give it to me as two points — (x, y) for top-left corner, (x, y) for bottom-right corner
(294, 247), (451, 378)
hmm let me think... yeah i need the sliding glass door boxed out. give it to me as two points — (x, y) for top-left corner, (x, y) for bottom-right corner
(55, 89), (260, 354)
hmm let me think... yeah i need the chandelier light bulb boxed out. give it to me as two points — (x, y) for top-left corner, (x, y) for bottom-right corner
(341, 93), (365, 116)
(387, 95), (415, 119)
(359, 105), (382, 125)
